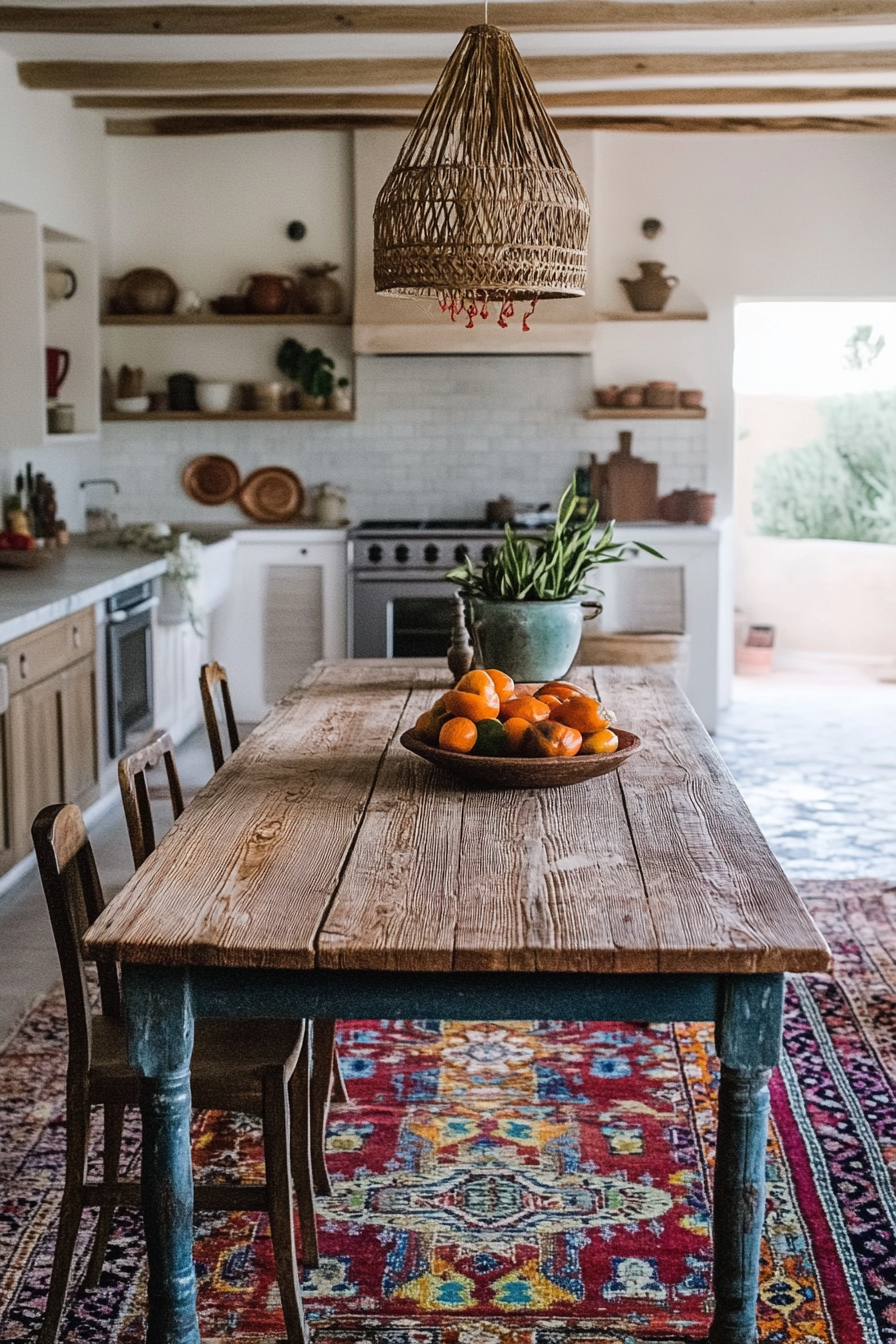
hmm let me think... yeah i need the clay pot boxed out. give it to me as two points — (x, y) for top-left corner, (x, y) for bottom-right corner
(295, 263), (343, 316)
(619, 261), (679, 313)
(114, 268), (178, 315)
(618, 385), (645, 408)
(595, 386), (620, 408)
(679, 389), (704, 408)
(244, 274), (295, 315)
(645, 381), (678, 409)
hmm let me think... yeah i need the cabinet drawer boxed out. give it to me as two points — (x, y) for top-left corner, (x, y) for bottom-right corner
(1, 608), (96, 693)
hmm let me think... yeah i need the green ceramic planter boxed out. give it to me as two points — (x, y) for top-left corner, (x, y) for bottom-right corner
(468, 597), (599, 682)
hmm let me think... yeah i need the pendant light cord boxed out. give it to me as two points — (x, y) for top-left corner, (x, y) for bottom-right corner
(484, 0), (488, 22)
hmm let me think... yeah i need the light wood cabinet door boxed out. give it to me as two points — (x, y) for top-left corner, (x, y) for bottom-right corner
(0, 712), (11, 872)
(8, 675), (64, 862)
(60, 657), (99, 806)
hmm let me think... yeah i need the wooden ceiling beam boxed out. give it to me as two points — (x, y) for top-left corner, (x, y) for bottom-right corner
(105, 110), (896, 132)
(78, 84), (896, 111)
(24, 49), (896, 90)
(7, 0), (896, 35)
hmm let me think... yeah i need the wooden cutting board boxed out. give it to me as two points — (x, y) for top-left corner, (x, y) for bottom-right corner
(591, 432), (659, 521)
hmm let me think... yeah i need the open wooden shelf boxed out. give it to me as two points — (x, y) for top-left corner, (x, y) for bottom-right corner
(586, 407), (706, 420)
(101, 312), (351, 326)
(596, 311), (708, 322)
(103, 410), (354, 422)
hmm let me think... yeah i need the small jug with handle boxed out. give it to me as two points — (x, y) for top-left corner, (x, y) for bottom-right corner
(243, 273), (295, 315)
(46, 347), (70, 400)
(619, 261), (679, 313)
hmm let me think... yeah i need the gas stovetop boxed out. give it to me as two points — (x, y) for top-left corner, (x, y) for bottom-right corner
(349, 518), (544, 572)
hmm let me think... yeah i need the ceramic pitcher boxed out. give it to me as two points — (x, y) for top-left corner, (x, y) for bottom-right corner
(619, 261), (679, 313)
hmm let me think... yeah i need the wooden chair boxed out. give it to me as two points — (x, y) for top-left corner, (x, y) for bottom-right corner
(199, 660), (240, 772)
(117, 730), (184, 868)
(199, 661), (349, 1194)
(118, 732), (323, 1247)
(32, 802), (318, 1344)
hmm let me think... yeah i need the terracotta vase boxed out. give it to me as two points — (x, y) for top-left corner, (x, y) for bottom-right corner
(244, 274), (295, 315)
(619, 261), (679, 313)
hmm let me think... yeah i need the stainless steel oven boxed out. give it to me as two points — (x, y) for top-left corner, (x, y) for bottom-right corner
(349, 522), (522, 659)
(106, 581), (158, 757)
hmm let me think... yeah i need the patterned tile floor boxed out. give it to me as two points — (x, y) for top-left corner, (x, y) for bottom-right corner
(714, 668), (896, 881)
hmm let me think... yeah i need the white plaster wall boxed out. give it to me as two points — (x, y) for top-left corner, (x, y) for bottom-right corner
(0, 50), (105, 240)
(590, 132), (896, 519)
(0, 50), (107, 499)
(104, 131), (354, 300)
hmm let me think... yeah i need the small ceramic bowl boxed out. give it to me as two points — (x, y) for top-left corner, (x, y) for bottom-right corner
(196, 381), (233, 413)
(595, 386), (620, 408)
(679, 389), (704, 408)
(113, 396), (150, 413)
(619, 386), (645, 408)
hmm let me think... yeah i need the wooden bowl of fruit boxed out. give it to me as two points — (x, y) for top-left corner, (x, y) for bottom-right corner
(400, 670), (641, 789)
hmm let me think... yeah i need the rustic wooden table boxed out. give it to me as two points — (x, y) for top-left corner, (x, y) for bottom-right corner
(85, 660), (831, 1344)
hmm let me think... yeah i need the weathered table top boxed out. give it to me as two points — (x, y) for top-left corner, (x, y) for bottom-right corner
(85, 660), (831, 977)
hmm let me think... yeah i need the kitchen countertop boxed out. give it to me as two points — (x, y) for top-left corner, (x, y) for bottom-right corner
(0, 538), (168, 646)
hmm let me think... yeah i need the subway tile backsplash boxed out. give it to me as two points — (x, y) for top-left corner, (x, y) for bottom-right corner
(20, 355), (709, 529)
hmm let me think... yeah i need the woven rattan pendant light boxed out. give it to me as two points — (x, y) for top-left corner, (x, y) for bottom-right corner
(373, 23), (590, 329)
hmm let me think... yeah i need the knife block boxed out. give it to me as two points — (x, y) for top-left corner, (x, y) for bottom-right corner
(590, 433), (659, 522)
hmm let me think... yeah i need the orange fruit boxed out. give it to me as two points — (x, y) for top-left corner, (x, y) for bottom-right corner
(484, 669), (515, 703)
(537, 693), (562, 708)
(415, 710), (443, 744)
(502, 716), (532, 754)
(442, 689), (500, 722)
(580, 728), (618, 755)
(536, 681), (589, 702)
(455, 669), (496, 698)
(439, 716), (478, 753)
(522, 721), (583, 758)
(499, 695), (551, 725)
(550, 696), (610, 734)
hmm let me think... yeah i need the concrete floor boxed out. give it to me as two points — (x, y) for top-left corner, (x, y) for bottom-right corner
(1, 665), (894, 1048)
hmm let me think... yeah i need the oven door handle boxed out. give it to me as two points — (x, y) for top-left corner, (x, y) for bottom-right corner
(108, 596), (160, 623)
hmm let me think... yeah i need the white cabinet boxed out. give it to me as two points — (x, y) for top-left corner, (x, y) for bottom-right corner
(153, 617), (208, 745)
(0, 202), (100, 448)
(210, 531), (347, 722)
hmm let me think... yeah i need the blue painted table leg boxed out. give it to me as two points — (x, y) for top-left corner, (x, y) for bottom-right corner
(123, 965), (200, 1344)
(708, 974), (784, 1344)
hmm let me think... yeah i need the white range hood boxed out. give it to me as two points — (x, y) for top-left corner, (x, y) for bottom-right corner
(352, 128), (598, 356)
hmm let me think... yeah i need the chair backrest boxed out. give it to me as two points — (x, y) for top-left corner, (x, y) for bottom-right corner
(199, 661), (240, 772)
(32, 803), (121, 1075)
(118, 730), (184, 869)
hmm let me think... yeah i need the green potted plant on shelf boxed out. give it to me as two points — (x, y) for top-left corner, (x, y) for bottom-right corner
(276, 338), (336, 409)
(445, 475), (663, 681)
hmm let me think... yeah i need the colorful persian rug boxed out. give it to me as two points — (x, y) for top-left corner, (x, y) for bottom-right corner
(2, 879), (896, 1344)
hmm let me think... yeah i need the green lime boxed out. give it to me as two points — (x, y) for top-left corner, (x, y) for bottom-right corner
(474, 719), (508, 757)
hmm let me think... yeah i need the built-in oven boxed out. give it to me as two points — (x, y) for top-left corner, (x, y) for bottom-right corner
(106, 581), (158, 757)
(349, 522), (516, 659)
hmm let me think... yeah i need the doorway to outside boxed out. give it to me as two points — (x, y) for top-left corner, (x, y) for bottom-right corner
(712, 301), (896, 880)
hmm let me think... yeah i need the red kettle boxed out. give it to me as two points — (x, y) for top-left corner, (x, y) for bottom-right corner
(46, 347), (70, 400)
